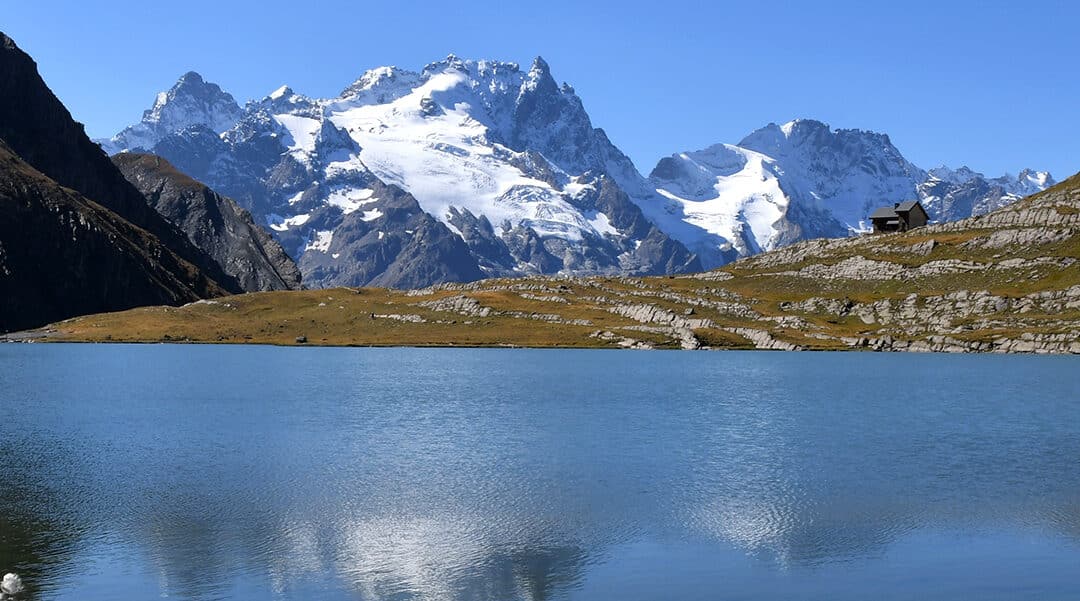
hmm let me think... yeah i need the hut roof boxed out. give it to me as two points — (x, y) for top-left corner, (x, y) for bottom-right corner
(870, 206), (899, 220)
(895, 200), (922, 213)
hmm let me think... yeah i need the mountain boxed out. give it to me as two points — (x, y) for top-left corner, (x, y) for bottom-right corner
(38, 171), (1080, 354)
(101, 57), (700, 287)
(103, 71), (243, 155)
(918, 166), (1055, 221)
(0, 139), (231, 332)
(0, 31), (243, 331)
(650, 119), (1055, 261)
(112, 153), (303, 291)
(0, 32), (242, 294)
(103, 63), (1054, 281)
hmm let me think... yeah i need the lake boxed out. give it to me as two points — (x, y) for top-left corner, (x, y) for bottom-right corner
(1, 344), (1078, 600)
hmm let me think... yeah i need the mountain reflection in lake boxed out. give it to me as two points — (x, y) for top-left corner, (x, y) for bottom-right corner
(1, 345), (1078, 600)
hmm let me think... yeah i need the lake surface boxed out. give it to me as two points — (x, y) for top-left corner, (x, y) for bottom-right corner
(1, 345), (1079, 600)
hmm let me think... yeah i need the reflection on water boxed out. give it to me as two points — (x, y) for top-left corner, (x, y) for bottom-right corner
(0, 438), (86, 600)
(0, 345), (1078, 600)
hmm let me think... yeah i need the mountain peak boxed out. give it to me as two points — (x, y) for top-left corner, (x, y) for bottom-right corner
(776, 118), (832, 137)
(530, 56), (551, 75)
(928, 165), (981, 184)
(522, 55), (557, 95)
(101, 71), (243, 154)
(739, 118), (907, 160)
(0, 31), (18, 51)
(1018, 167), (1053, 181)
(139, 72), (240, 133)
(428, 53), (469, 73)
(268, 85), (293, 100)
(927, 165), (1055, 191)
(165, 71), (232, 101)
(1015, 169), (1055, 192)
(339, 65), (421, 103)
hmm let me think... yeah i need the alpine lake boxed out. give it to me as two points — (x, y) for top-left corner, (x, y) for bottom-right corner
(1, 344), (1078, 600)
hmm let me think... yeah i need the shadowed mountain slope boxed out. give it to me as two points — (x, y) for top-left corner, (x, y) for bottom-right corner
(0, 141), (229, 332)
(0, 31), (241, 293)
(113, 153), (303, 292)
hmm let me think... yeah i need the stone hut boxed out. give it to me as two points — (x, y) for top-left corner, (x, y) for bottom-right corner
(870, 200), (929, 233)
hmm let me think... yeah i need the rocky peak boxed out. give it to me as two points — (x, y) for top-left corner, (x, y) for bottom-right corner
(1015, 169), (1055, 192)
(102, 71), (243, 154)
(422, 54), (471, 76)
(738, 118), (923, 186)
(313, 119), (360, 159)
(739, 120), (810, 152)
(926, 165), (1055, 194)
(521, 56), (556, 94)
(528, 56), (551, 76)
(341, 66), (398, 94)
(178, 70), (204, 84)
(782, 118), (830, 136)
(338, 65), (422, 105)
(927, 165), (982, 184)
(250, 85), (318, 117)
(918, 164), (1057, 222)
(510, 58), (590, 151)
(268, 84), (293, 100)
(142, 71), (242, 132)
(740, 119), (890, 156)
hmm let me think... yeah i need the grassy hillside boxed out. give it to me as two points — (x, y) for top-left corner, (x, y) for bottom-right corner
(22, 174), (1080, 353)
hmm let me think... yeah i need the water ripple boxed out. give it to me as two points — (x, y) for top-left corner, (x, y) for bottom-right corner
(0, 346), (1078, 599)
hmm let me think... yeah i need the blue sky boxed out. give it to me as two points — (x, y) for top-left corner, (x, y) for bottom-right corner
(5, 0), (1078, 178)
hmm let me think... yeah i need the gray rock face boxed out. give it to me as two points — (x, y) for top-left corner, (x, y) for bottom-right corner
(296, 178), (484, 289)
(416, 294), (492, 317)
(112, 153), (303, 292)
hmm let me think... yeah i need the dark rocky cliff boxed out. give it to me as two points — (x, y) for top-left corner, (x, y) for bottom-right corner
(113, 153), (302, 292)
(0, 141), (228, 332)
(0, 31), (241, 293)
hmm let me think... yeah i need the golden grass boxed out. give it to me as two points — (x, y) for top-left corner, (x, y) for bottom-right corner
(38, 176), (1080, 351)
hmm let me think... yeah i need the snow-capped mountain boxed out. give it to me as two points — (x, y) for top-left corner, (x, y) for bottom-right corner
(918, 166), (1055, 221)
(649, 119), (1054, 259)
(102, 62), (1054, 285)
(102, 57), (699, 288)
(104, 72), (243, 155)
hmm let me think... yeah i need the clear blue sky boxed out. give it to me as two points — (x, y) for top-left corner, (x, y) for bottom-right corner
(5, 0), (1078, 178)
